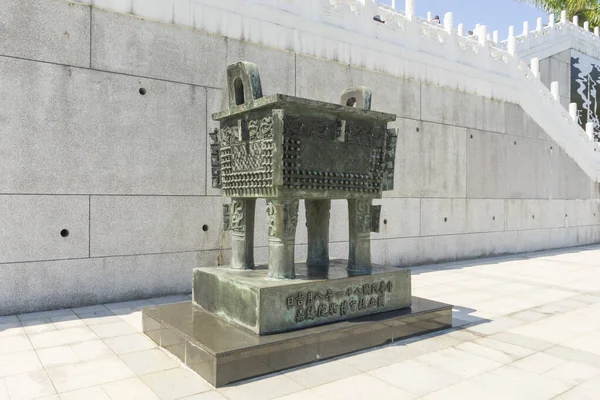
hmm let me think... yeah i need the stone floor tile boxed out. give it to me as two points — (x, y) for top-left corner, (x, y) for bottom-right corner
(78, 311), (122, 326)
(455, 341), (519, 364)
(117, 314), (144, 332)
(179, 392), (229, 400)
(284, 359), (360, 388)
(59, 386), (111, 400)
(0, 335), (32, 355)
(218, 373), (304, 400)
(4, 370), (56, 400)
(102, 377), (160, 400)
(140, 367), (212, 400)
(338, 345), (414, 372)
(71, 305), (111, 315)
(36, 345), (81, 369)
(36, 396), (60, 400)
(415, 347), (503, 378)
(104, 300), (154, 311)
(103, 333), (157, 355)
(50, 315), (86, 330)
(510, 310), (547, 322)
(418, 379), (504, 400)
(487, 331), (554, 351)
(28, 327), (98, 349)
(46, 355), (135, 393)
(120, 348), (179, 376)
(271, 390), (325, 400)
(466, 317), (525, 336)
(89, 321), (137, 339)
(0, 316), (18, 325)
(70, 340), (114, 362)
(0, 351), (43, 377)
(544, 361), (600, 386)
(0, 322), (25, 338)
(471, 365), (572, 400)
(368, 359), (461, 396)
(0, 378), (8, 400)
(17, 309), (75, 322)
(310, 373), (415, 400)
(554, 385), (598, 400)
(544, 345), (600, 369)
(22, 319), (57, 335)
(511, 352), (566, 373)
(563, 331), (600, 356)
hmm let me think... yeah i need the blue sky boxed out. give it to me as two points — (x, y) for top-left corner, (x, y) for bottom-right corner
(379, 0), (548, 39)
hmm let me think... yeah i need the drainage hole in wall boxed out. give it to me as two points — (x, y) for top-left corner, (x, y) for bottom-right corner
(532, 215), (535, 219)
(565, 214), (568, 217)
(202, 224), (209, 232)
(514, 141), (517, 145)
(383, 219), (388, 225)
(470, 134), (473, 139)
(139, 88), (147, 95)
(416, 127), (420, 132)
(60, 229), (69, 238)
(443, 217), (448, 222)
(492, 216), (495, 221)
(550, 146), (553, 150)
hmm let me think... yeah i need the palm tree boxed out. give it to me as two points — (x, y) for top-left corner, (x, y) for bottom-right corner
(519, 0), (600, 26)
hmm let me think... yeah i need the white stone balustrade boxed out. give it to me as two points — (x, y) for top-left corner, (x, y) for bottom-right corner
(70, 0), (600, 182)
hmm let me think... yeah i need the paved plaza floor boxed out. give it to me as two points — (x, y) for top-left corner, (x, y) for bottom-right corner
(1, 245), (600, 399)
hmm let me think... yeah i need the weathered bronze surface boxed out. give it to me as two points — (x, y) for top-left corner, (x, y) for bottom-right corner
(142, 298), (452, 387)
(211, 62), (398, 278)
(193, 260), (411, 335)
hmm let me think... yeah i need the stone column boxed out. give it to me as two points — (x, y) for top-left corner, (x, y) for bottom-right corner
(266, 199), (299, 279)
(305, 199), (331, 268)
(230, 198), (256, 270)
(347, 198), (372, 273)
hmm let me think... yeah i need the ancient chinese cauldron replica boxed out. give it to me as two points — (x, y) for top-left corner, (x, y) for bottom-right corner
(142, 62), (452, 387)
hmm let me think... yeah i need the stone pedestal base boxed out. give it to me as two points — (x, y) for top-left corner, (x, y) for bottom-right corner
(192, 260), (412, 335)
(142, 298), (452, 387)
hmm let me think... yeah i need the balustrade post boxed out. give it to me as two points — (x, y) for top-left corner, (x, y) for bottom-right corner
(586, 122), (595, 140)
(551, 81), (559, 101)
(443, 12), (453, 33)
(531, 57), (540, 78)
(405, 0), (415, 21)
(569, 103), (578, 121)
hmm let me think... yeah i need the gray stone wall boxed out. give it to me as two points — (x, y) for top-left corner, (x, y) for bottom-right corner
(539, 49), (571, 109)
(0, 1), (598, 314)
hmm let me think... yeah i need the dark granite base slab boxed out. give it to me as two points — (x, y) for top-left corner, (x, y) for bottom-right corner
(142, 298), (452, 387)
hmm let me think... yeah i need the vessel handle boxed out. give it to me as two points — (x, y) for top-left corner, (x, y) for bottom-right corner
(227, 61), (263, 108)
(340, 86), (372, 110)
